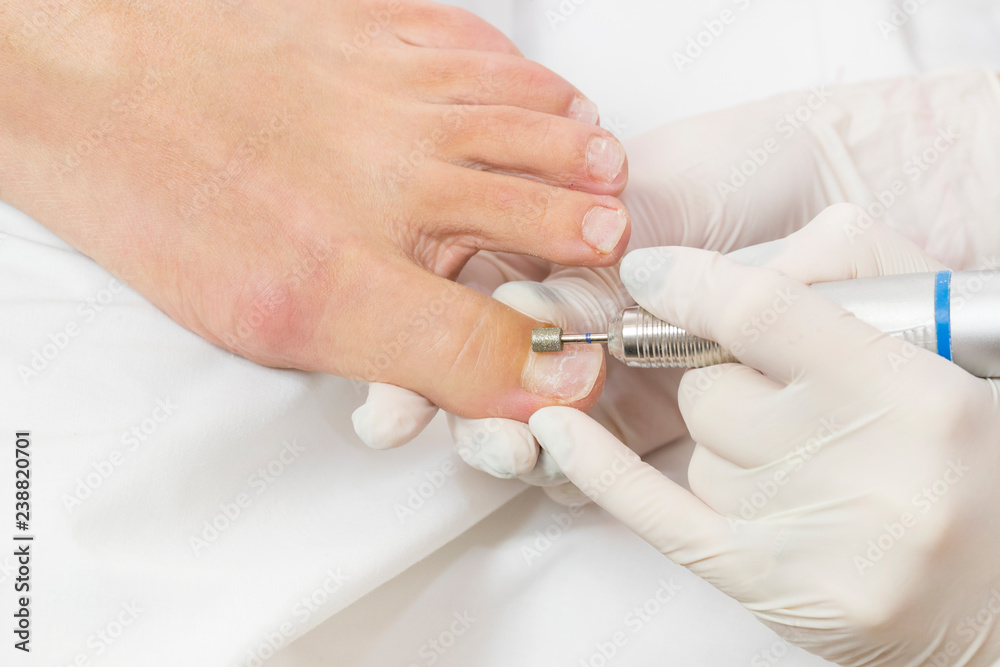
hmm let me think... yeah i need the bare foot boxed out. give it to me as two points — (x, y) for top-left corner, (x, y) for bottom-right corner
(0, 0), (630, 419)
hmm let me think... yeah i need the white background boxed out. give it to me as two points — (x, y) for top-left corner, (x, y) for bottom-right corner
(1, 1), (998, 666)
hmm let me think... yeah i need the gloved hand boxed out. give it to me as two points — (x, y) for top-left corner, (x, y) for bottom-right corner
(355, 69), (1000, 501)
(530, 204), (1000, 667)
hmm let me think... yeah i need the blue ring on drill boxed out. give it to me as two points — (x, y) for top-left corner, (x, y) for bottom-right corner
(935, 270), (953, 361)
(585, 333), (592, 344)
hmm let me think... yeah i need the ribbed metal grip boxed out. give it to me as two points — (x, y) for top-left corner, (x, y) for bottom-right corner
(602, 272), (1000, 377)
(608, 307), (737, 368)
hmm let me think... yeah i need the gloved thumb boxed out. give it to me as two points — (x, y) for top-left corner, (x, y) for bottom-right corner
(530, 406), (728, 564)
(450, 266), (628, 486)
(352, 382), (439, 450)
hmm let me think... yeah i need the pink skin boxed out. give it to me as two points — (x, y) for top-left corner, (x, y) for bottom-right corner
(0, 0), (627, 420)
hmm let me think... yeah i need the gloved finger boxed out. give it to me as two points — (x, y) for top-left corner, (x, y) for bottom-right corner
(677, 364), (790, 470)
(620, 247), (916, 390)
(587, 362), (688, 457)
(491, 266), (629, 333)
(496, 270), (686, 481)
(352, 382), (439, 450)
(680, 206), (950, 467)
(684, 444), (753, 517)
(448, 411), (572, 485)
(543, 481), (591, 507)
(448, 414), (568, 485)
(448, 415), (537, 479)
(728, 203), (948, 280)
(660, 209), (955, 473)
(463, 270), (625, 484)
(530, 406), (729, 566)
(518, 447), (569, 487)
(500, 269), (684, 481)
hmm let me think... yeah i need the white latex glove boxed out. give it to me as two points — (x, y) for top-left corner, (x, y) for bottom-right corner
(530, 204), (1000, 667)
(355, 69), (1000, 500)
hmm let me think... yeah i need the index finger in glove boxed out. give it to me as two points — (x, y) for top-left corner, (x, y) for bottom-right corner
(530, 406), (729, 565)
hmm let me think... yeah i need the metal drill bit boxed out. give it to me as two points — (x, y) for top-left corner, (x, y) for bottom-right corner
(528, 272), (1000, 377)
(531, 327), (608, 353)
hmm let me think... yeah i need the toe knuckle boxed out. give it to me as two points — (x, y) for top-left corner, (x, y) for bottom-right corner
(517, 59), (565, 92)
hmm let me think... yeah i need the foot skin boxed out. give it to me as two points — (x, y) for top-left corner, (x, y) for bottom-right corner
(0, 0), (627, 419)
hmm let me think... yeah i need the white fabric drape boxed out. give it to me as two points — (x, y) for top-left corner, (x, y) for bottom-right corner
(2, 1), (997, 665)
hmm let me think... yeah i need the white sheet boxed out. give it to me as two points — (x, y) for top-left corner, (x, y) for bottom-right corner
(2, 2), (997, 666)
(0, 203), (523, 667)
